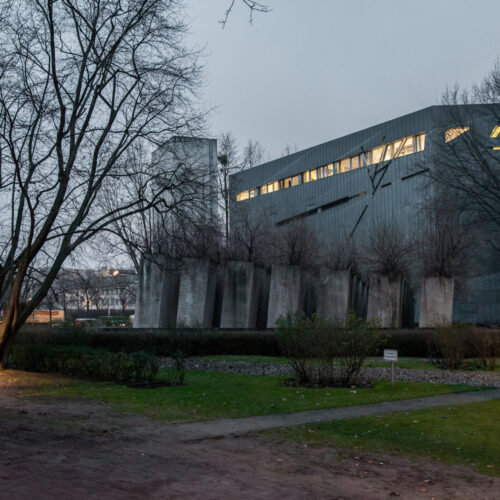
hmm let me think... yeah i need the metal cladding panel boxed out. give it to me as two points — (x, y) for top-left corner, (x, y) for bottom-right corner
(229, 104), (500, 324)
(229, 105), (449, 245)
(231, 106), (434, 192)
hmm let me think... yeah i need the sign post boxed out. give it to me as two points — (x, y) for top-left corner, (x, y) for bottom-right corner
(383, 349), (398, 388)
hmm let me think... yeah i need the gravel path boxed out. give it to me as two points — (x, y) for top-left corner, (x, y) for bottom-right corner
(162, 357), (500, 387)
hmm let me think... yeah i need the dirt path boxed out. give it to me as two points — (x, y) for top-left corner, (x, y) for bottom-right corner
(1, 381), (499, 498)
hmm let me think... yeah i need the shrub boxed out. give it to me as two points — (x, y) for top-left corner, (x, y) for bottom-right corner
(277, 314), (333, 385)
(9, 345), (165, 384)
(277, 314), (381, 387)
(336, 315), (382, 386)
(427, 323), (470, 370)
(171, 350), (186, 385)
(469, 328), (500, 370)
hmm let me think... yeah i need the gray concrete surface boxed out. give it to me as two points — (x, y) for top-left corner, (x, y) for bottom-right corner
(420, 277), (454, 328)
(367, 273), (403, 328)
(220, 261), (263, 328)
(176, 258), (218, 327)
(266, 264), (306, 328)
(316, 270), (352, 322)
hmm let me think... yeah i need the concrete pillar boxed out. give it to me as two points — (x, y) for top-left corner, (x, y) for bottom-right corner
(220, 261), (264, 328)
(419, 277), (454, 328)
(367, 273), (403, 328)
(255, 267), (271, 329)
(176, 258), (218, 328)
(266, 264), (306, 328)
(316, 270), (352, 323)
(212, 266), (225, 328)
(134, 255), (181, 328)
(157, 259), (181, 329)
(133, 255), (163, 328)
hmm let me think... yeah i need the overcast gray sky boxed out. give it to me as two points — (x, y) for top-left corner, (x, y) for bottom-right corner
(185, 0), (500, 160)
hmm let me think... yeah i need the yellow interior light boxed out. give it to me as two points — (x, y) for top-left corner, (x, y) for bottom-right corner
(490, 126), (500, 138)
(445, 127), (469, 143)
(493, 146), (500, 151)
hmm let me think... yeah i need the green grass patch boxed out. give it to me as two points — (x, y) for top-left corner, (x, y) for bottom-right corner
(9, 369), (479, 423)
(265, 400), (500, 477)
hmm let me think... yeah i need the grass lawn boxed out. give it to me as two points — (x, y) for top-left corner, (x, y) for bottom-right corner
(265, 400), (500, 477)
(7, 369), (480, 423)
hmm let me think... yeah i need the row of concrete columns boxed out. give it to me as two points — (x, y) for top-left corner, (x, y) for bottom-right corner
(134, 256), (454, 328)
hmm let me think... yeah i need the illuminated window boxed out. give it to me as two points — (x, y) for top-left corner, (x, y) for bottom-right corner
(399, 137), (414, 156)
(416, 133), (425, 151)
(338, 158), (350, 173)
(260, 181), (279, 195)
(351, 155), (360, 170)
(445, 127), (470, 143)
(371, 146), (384, 164)
(237, 132), (426, 201)
(236, 190), (249, 201)
(490, 126), (500, 138)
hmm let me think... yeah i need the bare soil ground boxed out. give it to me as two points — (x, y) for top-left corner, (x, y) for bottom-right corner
(1, 373), (499, 499)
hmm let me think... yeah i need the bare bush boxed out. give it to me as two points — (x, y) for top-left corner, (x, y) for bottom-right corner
(363, 222), (414, 279)
(416, 196), (478, 279)
(273, 220), (320, 272)
(277, 314), (381, 387)
(427, 323), (470, 370)
(469, 329), (500, 371)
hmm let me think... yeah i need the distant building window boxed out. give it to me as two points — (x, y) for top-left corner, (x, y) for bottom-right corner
(445, 127), (470, 143)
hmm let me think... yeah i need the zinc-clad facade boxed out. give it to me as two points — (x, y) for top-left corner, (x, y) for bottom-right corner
(229, 105), (500, 324)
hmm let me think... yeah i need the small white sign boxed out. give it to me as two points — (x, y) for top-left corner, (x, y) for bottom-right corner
(384, 349), (398, 362)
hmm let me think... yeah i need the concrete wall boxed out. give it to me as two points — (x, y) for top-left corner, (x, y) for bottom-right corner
(267, 264), (306, 328)
(220, 261), (263, 328)
(255, 267), (271, 328)
(134, 255), (163, 328)
(176, 258), (217, 328)
(157, 260), (181, 329)
(134, 255), (180, 328)
(367, 273), (403, 328)
(419, 277), (454, 328)
(316, 270), (352, 323)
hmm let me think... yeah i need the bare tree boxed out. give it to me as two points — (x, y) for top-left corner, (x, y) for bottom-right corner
(322, 234), (359, 273)
(0, 0), (203, 366)
(416, 195), (478, 280)
(280, 143), (298, 157)
(363, 222), (414, 280)
(227, 203), (273, 265)
(242, 139), (266, 170)
(217, 132), (241, 242)
(430, 62), (500, 253)
(220, 0), (270, 27)
(273, 220), (320, 272)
